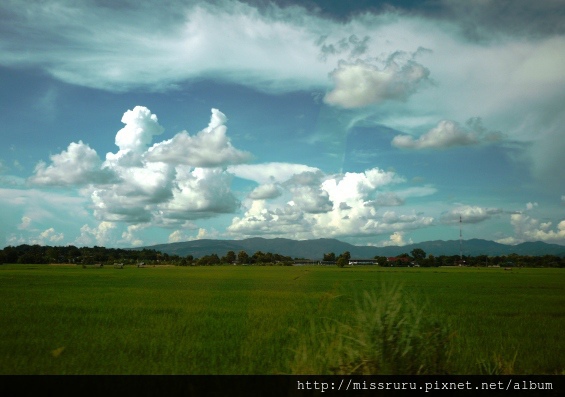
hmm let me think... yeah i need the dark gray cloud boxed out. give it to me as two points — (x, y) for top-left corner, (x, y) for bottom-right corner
(441, 0), (565, 41)
(251, 0), (565, 41)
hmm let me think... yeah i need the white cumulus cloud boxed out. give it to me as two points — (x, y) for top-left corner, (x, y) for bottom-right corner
(146, 109), (251, 167)
(497, 213), (565, 245)
(248, 183), (283, 200)
(157, 166), (239, 221)
(28, 106), (246, 227)
(321, 168), (403, 209)
(115, 106), (164, 153)
(324, 53), (430, 108)
(228, 167), (433, 239)
(18, 216), (32, 230)
(379, 231), (413, 247)
(121, 224), (147, 247)
(75, 222), (116, 246)
(29, 141), (115, 186)
(38, 227), (64, 243)
(392, 119), (504, 150)
(168, 229), (187, 243)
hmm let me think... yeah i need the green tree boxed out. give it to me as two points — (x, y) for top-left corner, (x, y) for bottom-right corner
(323, 252), (336, 261)
(197, 254), (220, 266)
(237, 250), (249, 264)
(336, 256), (348, 268)
(264, 252), (274, 264)
(374, 256), (388, 266)
(340, 251), (351, 262)
(336, 251), (351, 268)
(223, 250), (236, 264)
(252, 251), (265, 264)
(2, 246), (18, 263)
(410, 248), (426, 262)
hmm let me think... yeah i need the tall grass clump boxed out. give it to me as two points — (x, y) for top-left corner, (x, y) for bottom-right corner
(477, 350), (518, 375)
(290, 283), (454, 374)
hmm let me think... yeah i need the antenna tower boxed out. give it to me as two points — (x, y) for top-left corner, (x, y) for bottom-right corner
(459, 215), (463, 261)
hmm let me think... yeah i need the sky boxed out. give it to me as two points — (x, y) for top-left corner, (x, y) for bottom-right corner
(1, 0), (564, 249)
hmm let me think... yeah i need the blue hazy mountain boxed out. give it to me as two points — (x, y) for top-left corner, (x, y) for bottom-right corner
(138, 238), (565, 259)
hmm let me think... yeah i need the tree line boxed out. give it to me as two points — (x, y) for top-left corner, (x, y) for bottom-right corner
(0, 244), (294, 266)
(324, 247), (565, 268)
(0, 244), (563, 267)
(0, 244), (163, 265)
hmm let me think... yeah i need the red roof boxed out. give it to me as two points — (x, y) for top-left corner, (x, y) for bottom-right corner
(387, 257), (411, 262)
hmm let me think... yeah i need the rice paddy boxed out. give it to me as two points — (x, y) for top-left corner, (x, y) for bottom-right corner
(0, 264), (563, 374)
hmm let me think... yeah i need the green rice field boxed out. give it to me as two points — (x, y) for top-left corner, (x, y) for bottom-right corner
(0, 264), (563, 374)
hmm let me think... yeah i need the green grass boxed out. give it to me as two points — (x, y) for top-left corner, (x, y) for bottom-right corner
(0, 265), (563, 374)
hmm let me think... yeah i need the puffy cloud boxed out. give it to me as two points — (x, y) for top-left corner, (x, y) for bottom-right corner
(321, 168), (403, 208)
(146, 109), (251, 167)
(18, 227), (65, 245)
(440, 205), (503, 224)
(248, 183), (282, 200)
(268, 170), (334, 214)
(228, 200), (312, 238)
(25, 106), (246, 227)
(167, 226), (220, 242)
(228, 167), (434, 239)
(104, 106), (165, 171)
(98, 107), (244, 224)
(38, 227), (64, 244)
(121, 224), (147, 247)
(392, 119), (504, 150)
(526, 202), (538, 210)
(497, 213), (565, 245)
(288, 186), (333, 214)
(168, 229), (188, 243)
(324, 53), (430, 108)
(6, 234), (25, 246)
(115, 106), (164, 153)
(157, 167), (239, 221)
(75, 222), (116, 246)
(194, 228), (220, 240)
(89, 161), (175, 223)
(18, 216), (32, 230)
(29, 141), (115, 186)
(379, 231), (413, 247)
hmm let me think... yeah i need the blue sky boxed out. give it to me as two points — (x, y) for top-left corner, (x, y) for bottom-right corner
(1, 0), (564, 249)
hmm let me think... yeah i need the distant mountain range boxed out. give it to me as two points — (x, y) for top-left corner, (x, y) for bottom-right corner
(137, 238), (565, 259)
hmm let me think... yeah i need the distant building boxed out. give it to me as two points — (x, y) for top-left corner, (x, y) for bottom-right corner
(386, 257), (412, 267)
(348, 259), (378, 265)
